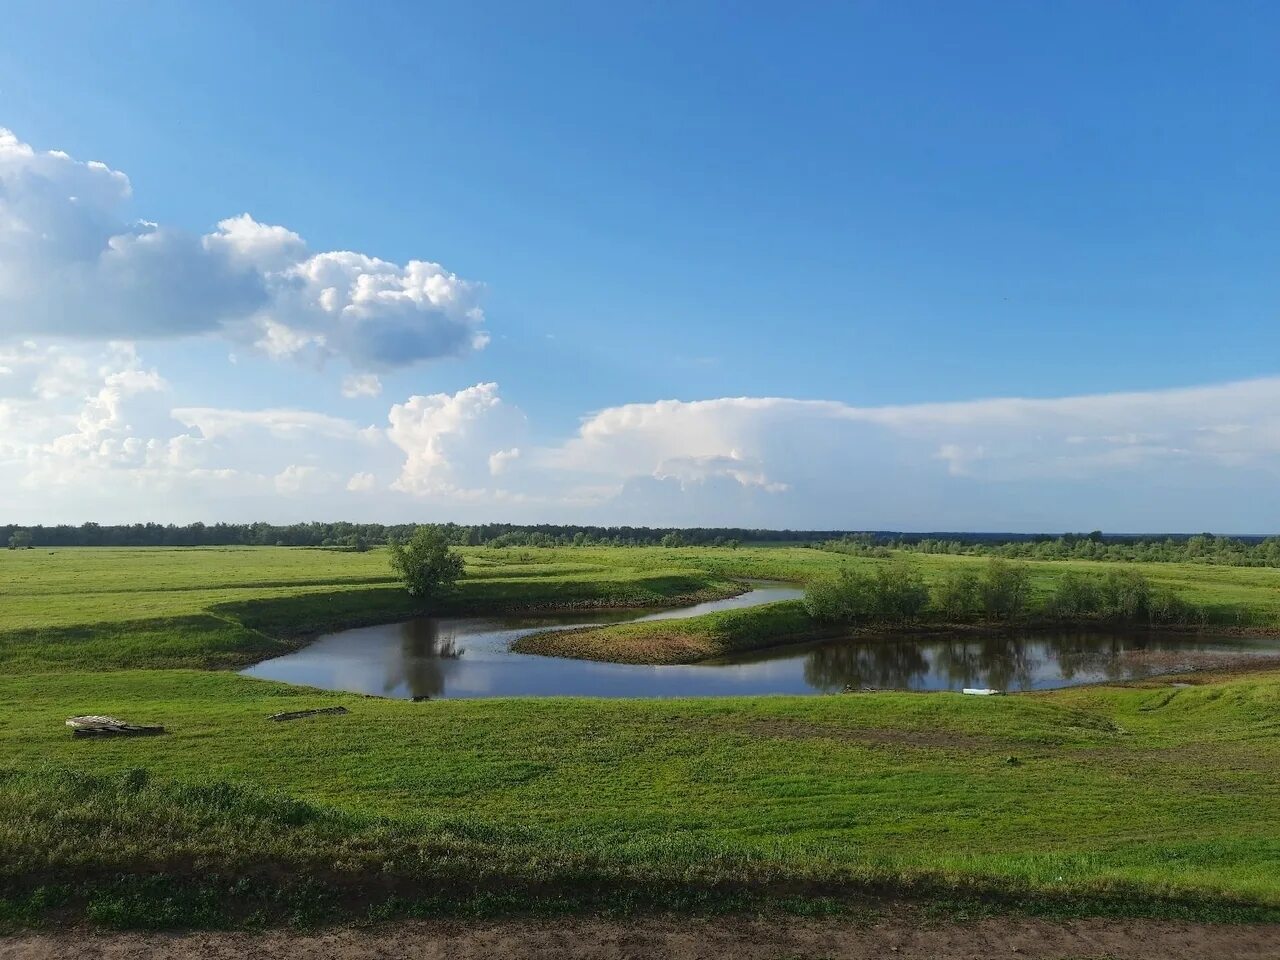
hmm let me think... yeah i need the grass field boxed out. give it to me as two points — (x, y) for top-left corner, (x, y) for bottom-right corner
(1, 545), (1278, 928)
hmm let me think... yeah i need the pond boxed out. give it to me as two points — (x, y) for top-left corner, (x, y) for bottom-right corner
(241, 583), (1278, 699)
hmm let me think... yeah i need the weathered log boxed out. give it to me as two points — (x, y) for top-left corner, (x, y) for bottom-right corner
(267, 706), (350, 722)
(66, 715), (166, 737)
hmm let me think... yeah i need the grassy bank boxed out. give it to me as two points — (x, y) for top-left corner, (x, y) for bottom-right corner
(1, 544), (1279, 928)
(513, 599), (826, 663)
(2, 667), (1279, 926)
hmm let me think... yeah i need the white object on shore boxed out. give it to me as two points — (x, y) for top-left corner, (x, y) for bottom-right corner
(962, 688), (1004, 696)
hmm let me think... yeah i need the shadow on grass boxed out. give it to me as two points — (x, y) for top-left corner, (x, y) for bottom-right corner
(0, 616), (295, 672)
(212, 572), (738, 641)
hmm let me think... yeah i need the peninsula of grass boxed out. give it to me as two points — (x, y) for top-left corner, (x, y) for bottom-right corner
(1, 544), (1279, 929)
(513, 599), (829, 663)
(513, 558), (1272, 666)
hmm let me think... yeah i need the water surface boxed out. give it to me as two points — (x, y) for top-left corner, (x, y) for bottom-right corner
(243, 584), (1277, 699)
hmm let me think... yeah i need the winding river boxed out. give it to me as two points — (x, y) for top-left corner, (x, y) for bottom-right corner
(241, 583), (1278, 699)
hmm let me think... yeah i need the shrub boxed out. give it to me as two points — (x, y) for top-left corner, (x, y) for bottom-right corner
(1148, 588), (1205, 626)
(1098, 569), (1151, 622)
(804, 561), (928, 624)
(873, 561), (930, 622)
(933, 568), (981, 620)
(803, 569), (879, 623)
(1048, 573), (1101, 619)
(980, 558), (1031, 620)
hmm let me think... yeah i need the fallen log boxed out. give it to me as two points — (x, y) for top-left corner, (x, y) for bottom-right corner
(66, 715), (167, 737)
(267, 706), (350, 722)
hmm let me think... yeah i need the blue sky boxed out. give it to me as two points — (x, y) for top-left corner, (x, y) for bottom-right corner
(1, 2), (1278, 530)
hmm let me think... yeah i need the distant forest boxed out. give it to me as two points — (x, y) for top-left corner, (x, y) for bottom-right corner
(821, 531), (1280, 567)
(1, 522), (848, 550)
(3, 522), (1279, 566)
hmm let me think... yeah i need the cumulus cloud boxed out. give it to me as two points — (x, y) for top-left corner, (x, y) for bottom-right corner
(387, 382), (509, 495)
(553, 379), (1280, 489)
(0, 128), (486, 370)
(487, 447), (520, 475)
(1, 342), (190, 491)
(7, 338), (1280, 531)
(531, 378), (1280, 528)
(341, 373), (382, 398)
(274, 464), (329, 494)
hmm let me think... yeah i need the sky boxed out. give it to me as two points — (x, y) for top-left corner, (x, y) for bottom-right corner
(1, 0), (1278, 532)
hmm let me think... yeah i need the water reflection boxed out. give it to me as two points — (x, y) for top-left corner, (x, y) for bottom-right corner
(394, 619), (462, 700)
(794, 630), (1271, 694)
(242, 587), (1278, 700)
(804, 641), (930, 692)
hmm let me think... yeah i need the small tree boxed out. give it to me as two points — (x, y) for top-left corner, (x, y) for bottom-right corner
(873, 560), (930, 622)
(1098, 569), (1151, 622)
(933, 567), (981, 620)
(980, 558), (1031, 620)
(804, 568), (879, 623)
(389, 525), (464, 600)
(7, 530), (32, 550)
(1048, 573), (1100, 619)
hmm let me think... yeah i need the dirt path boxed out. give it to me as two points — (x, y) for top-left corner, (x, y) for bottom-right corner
(3, 916), (1278, 960)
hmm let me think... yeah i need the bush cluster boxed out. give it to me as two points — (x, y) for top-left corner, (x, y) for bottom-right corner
(1047, 570), (1205, 625)
(804, 559), (1209, 626)
(804, 558), (1032, 624)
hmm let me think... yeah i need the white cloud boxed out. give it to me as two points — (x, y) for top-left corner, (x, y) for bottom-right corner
(653, 452), (788, 493)
(387, 382), (507, 495)
(273, 464), (327, 494)
(254, 319), (326, 360)
(551, 378), (1280, 490)
(488, 446), (520, 475)
(7, 340), (1280, 531)
(341, 373), (382, 398)
(171, 406), (367, 441)
(0, 128), (486, 370)
(525, 378), (1280, 528)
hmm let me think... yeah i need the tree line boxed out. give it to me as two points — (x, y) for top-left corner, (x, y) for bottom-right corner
(5, 522), (1277, 564)
(820, 532), (1280, 568)
(1, 521), (850, 550)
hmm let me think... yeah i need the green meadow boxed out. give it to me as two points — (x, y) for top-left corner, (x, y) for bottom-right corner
(1, 545), (1278, 927)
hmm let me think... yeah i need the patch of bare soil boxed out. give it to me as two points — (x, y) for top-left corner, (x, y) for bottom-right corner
(5, 915), (1277, 960)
